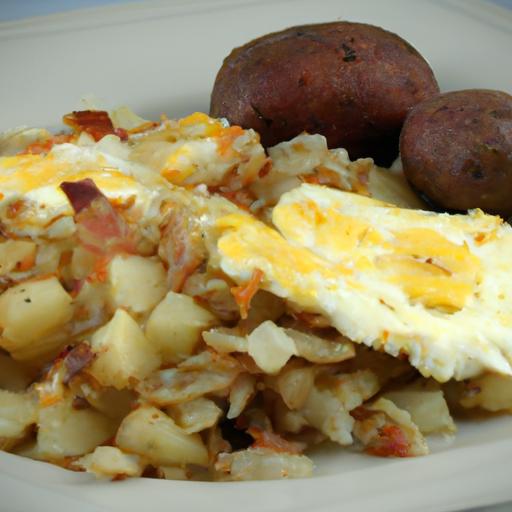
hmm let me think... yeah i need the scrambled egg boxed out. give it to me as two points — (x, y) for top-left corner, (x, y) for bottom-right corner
(216, 184), (512, 382)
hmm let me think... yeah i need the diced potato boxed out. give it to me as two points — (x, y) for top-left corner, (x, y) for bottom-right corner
(227, 373), (256, 419)
(145, 292), (217, 364)
(0, 241), (36, 276)
(203, 327), (248, 353)
(276, 364), (314, 410)
(0, 390), (37, 443)
(75, 446), (143, 478)
(167, 397), (222, 434)
(0, 277), (73, 350)
(0, 353), (33, 391)
(460, 373), (512, 412)
(383, 388), (456, 434)
(1, 333), (68, 365)
(37, 396), (117, 458)
(247, 321), (297, 374)
(107, 255), (167, 314)
(215, 448), (314, 481)
(116, 406), (208, 467)
(88, 309), (161, 390)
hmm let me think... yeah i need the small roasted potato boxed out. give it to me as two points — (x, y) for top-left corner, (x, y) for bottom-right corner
(400, 89), (512, 217)
(210, 22), (439, 165)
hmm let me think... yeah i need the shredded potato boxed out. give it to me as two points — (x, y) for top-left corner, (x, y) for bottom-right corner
(215, 448), (314, 481)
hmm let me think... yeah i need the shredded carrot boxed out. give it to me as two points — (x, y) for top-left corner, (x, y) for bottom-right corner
(231, 268), (264, 320)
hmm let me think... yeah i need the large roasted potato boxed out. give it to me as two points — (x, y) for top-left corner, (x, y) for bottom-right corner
(400, 89), (512, 217)
(210, 22), (439, 165)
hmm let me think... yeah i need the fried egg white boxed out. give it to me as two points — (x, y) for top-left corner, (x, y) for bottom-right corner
(0, 138), (168, 238)
(216, 183), (512, 382)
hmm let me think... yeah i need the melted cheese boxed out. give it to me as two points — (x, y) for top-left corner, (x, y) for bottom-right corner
(0, 142), (166, 237)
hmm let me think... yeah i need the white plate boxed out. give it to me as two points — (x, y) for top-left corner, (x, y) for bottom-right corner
(1, 1), (512, 511)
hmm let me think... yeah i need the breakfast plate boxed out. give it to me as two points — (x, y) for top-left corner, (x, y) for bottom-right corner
(1, 1), (512, 511)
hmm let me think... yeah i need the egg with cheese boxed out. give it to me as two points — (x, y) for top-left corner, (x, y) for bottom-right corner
(0, 137), (168, 239)
(130, 112), (268, 189)
(215, 183), (512, 382)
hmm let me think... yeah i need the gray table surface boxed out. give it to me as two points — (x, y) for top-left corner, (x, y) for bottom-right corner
(0, 0), (511, 21)
(1, 1), (512, 511)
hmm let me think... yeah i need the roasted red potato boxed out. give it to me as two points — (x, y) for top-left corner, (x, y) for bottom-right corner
(400, 89), (512, 218)
(210, 22), (439, 165)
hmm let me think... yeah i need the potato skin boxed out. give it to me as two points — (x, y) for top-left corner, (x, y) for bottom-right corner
(210, 22), (439, 165)
(400, 89), (512, 217)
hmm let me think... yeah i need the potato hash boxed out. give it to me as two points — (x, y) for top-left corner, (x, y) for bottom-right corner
(0, 108), (511, 481)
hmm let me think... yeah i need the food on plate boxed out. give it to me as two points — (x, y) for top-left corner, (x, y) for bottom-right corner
(210, 21), (439, 165)
(0, 99), (511, 483)
(400, 89), (512, 217)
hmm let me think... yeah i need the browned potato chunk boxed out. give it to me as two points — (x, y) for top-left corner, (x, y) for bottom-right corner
(400, 89), (512, 217)
(210, 22), (439, 165)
